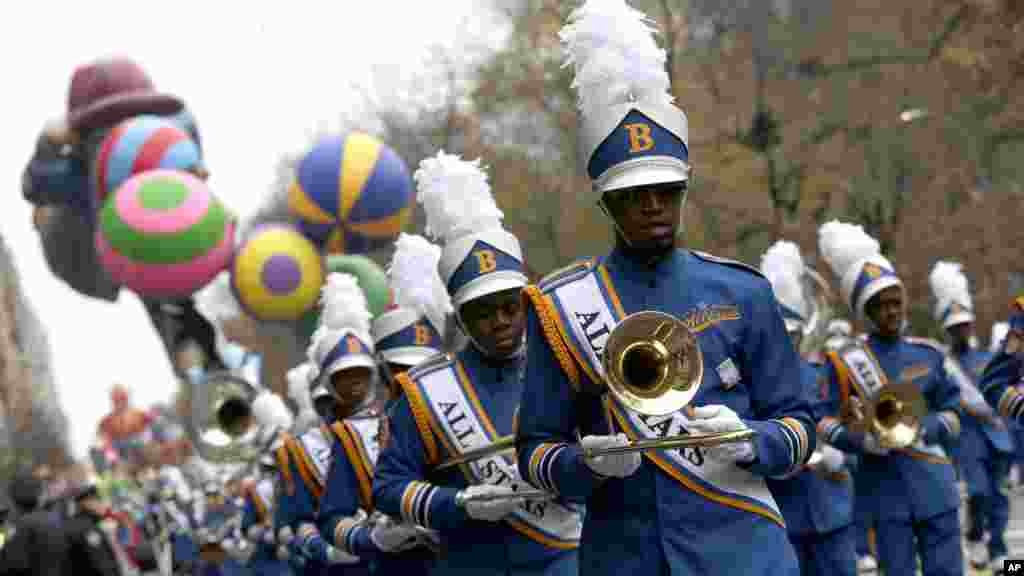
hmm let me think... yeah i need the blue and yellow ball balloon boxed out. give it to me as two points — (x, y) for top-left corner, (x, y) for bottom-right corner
(230, 224), (325, 321)
(287, 132), (412, 254)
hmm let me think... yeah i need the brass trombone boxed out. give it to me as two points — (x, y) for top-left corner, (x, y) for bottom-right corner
(845, 379), (927, 450)
(436, 311), (756, 471)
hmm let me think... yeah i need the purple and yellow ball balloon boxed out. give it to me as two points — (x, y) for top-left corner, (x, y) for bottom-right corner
(287, 132), (413, 254)
(95, 170), (234, 299)
(230, 224), (325, 322)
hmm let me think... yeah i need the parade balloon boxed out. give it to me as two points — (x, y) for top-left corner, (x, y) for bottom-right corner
(231, 224), (325, 322)
(288, 132), (412, 254)
(93, 115), (203, 207)
(96, 170), (234, 299)
(296, 254), (392, 340)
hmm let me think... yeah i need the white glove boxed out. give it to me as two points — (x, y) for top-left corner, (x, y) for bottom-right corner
(246, 525), (262, 541)
(324, 545), (361, 565)
(276, 545), (290, 561)
(456, 484), (524, 522)
(277, 526), (294, 546)
(686, 405), (756, 464)
(579, 433), (642, 478)
(369, 517), (424, 552)
(817, 444), (845, 473)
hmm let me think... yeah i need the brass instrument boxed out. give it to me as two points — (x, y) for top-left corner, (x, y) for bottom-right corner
(582, 310), (756, 458)
(435, 311), (756, 470)
(187, 371), (268, 463)
(800, 266), (836, 356)
(846, 380), (927, 450)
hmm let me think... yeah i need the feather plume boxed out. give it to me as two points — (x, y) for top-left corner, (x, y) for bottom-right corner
(991, 322), (1010, 353)
(760, 241), (809, 320)
(193, 272), (243, 324)
(307, 273), (373, 368)
(929, 261), (972, 320)
(252, 392), (294, 432)
(286, 363), (315, 414)
(817, 220), (880, 281)
(388, 233), (453, 332)
(415, 151), (503, 244)
(560, 0), (674, 119)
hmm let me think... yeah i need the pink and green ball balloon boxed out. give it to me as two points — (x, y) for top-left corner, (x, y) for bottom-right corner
(95, 170), (234, 299)
(230, 224), (325, 322)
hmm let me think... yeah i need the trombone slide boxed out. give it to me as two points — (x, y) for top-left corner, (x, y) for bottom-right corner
(458, 488), (553, 504)
(580, 429), (758, 459)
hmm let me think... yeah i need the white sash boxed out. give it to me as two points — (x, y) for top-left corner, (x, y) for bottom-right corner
(544, 268), (782, 521)
(298, 428), (333, 479)
(837, 343), (947, 460)
(344, 417), (382, 468)
(414, 363), (582, 546)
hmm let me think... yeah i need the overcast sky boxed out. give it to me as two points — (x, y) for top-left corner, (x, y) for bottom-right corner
(0, 0), (502, 459)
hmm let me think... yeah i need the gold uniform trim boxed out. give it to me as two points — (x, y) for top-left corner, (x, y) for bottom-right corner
(396, 371), (441, 466)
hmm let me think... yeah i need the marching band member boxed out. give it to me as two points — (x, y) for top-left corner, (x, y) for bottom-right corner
(374, 151), (582, 575)
(275, 274), (384, 574)
(816, 221), (963, 576)
(318, 233), (453, 574)
(929, 261), (1013, 571)
(515, 1), (813, 574)
(241, 456), (294, 576)
(981, 296), (1024, 453)
(761, 241), (858, 576)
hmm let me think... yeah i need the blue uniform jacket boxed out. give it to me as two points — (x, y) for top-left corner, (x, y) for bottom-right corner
(318, 416), (435, 574)
(982, 338), (1024, 423)
(819, 335), (962, 521)
(767, 361), (854, 536)
(373, 344), (579, 575)
(515, 249), (815, 575)
(273, 427), (345, 575)
(954, 348), (1013, 462)
(241, 480), (293, 575)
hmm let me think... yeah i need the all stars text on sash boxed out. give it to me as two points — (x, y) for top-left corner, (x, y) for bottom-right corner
(437, 400), (548, 518)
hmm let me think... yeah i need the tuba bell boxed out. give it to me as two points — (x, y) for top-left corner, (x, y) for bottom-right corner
(800, 266), (836, 356)
(187, 371), (267, 463)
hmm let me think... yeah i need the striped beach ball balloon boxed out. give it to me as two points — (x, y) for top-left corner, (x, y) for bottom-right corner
(288, 132), (412, 254)
(93, 115), (203, 207)
(230, 224), (325, 322)
(95, 170), (234, 299)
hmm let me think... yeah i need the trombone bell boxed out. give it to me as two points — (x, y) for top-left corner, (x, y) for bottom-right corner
(188, 371), (265, 463)
(603, 311), (703, 417)
(848, 380), (926, 450)
(217, 397), (255, 438)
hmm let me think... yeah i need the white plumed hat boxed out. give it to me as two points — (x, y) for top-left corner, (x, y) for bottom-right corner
(415, 151), (526, 308)
(760, 240), (809, 332)
(372, 233), (450, 366)
(928, 261), (975, 329)
(562, 0), (690, 195)
(817, 220), (902, 319)
(306, 273), (376, 378)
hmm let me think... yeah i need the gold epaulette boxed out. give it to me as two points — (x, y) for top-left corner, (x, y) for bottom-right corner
(691, 250), (766, 278)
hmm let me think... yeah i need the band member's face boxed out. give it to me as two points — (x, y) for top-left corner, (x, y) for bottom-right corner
(603, 182), (686, 251)
(330, 367), (372, 416)
(866, 286), (904, 337)
(459, 288), (526, 357)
